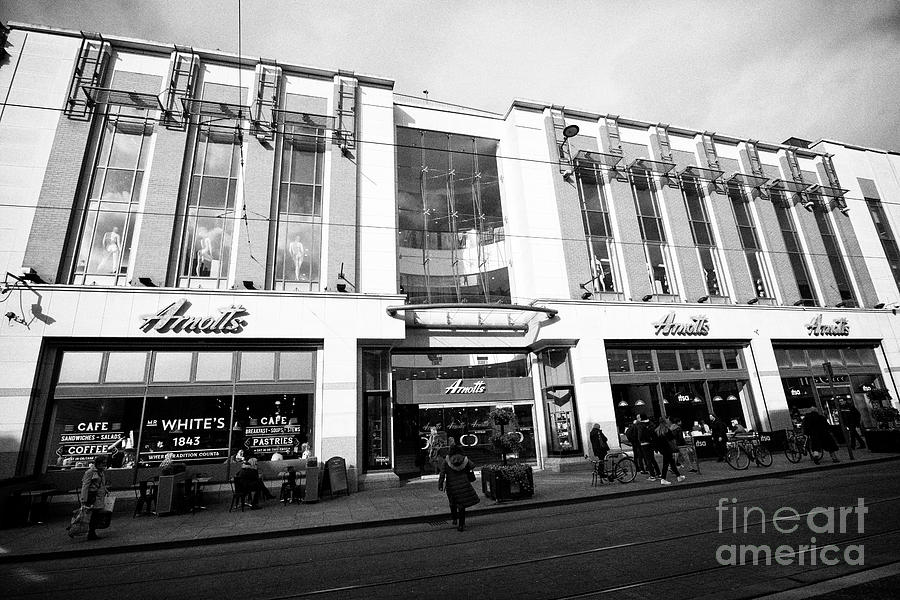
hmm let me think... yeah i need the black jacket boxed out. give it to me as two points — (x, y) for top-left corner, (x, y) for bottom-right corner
(438, 454), (480, 508)
(590, 428), (609, 458)
(710, 419), (728, 442)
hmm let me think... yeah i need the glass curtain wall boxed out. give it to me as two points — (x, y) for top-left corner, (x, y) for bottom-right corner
(72, 106), (153, 285)
(396, 127), (509, 303)
(630, 169), (677, 296)
(727, 183), (773, 299)
(576, 165), (618, 292)
(273, 123), (325, 290)
(682, 176), (726, 298)
(810, 195), (856, 306)
(771, 190), (817, 306)
(865, 196), (900, 292)
(178, 126), (242, 288)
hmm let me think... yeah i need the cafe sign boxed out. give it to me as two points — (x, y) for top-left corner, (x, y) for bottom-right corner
(139, 298), (248, 334)
(444, 379), (486, 394)
(805, 314), (849, 337)
(652, 312), (709, 336)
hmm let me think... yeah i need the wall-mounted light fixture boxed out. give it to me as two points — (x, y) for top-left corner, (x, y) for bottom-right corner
(835, 301), (847, 308)
(793, 299), (807, 306)
(242, 280), (256, 290)
(874, 303), (886, 309)
(801, 199), (815, 211)
(747, 297), (759, 305)
(137, 276), (156, 287)
(559, 124), (579, 182)
(641, 294), (654, 302)
(697, 295), (709, 303)
(337, 262), (356, 292)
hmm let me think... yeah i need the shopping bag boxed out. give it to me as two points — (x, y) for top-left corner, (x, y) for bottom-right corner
(66, 506), (90, 538)
(94, 496), (116, 530)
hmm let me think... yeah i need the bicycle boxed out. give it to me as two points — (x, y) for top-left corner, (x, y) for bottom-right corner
(587, 451), (637, 485)
(725, 433), (773, 470)
(784, 429), (812, 464)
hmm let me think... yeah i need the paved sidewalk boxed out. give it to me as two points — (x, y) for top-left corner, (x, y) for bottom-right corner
(0, 448), (895, 562)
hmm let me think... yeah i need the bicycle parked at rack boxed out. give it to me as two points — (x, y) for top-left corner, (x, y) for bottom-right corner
(725, 433), (773, 470)
(587, 451), (637, 485)
(784, 429), (818, 464)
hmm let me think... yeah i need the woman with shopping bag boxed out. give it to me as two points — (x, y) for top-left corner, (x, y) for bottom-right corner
(68, 454), (112, 540)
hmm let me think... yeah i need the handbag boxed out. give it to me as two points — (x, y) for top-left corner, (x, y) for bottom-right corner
(467, 469), (476, 482)
(66, 506), (90, 538)
(93, 496), (116, 530)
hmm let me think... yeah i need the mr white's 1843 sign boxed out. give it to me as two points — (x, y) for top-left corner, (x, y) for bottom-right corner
(139, 298), (248, 334)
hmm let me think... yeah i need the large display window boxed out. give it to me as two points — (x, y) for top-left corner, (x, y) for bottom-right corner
(44, 348), (317, 472)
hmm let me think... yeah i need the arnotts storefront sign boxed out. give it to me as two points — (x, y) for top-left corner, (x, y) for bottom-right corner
(652, 312), (709, 336)
(139, 298), (248, 334)
(805, 314), (850, 336)
(444, 379), (486, 394)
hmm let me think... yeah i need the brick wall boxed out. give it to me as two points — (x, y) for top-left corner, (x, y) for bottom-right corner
(753, 162), (800, 304)
(326, 79), (358, 291)
(790, 167), (839, 306)
(712, 156), (755, 302)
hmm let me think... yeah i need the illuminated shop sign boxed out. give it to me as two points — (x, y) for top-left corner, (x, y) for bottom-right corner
(652, 312), (709, 336)
(805, 314), (849, 336)
(139, 298), (247, 334)
(444, 379), (486, 394)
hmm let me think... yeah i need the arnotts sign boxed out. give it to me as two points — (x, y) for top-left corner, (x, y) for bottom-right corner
(652, 312), (709, 336)
(444, 379), (486, 394)
(139, 298), (247, 334)
(805, 314), (850, 337)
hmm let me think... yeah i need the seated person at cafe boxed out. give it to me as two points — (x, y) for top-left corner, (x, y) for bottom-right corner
(692, 420), (712, 435)
(159, 452), (186, 475)
(729, 419), (750, 435)
(235, 458), (275, 507)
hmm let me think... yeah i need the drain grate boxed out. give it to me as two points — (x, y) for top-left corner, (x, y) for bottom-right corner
(427, 519), (449, 527)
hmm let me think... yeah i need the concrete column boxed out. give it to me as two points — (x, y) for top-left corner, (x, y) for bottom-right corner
(747, 338), (791, 431)
(320, 337), (358, 465)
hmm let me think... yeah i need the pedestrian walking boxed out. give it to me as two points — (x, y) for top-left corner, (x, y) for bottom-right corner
(638, 414), (661, 479)
(709, 414), (728, 462)
(670, 417), (697, 472)
(589, 423), (610, 480)
(438, 447), (479, 531)
(654, 418), (685, 485)
(840, 400), (866, 450)
(624, 418), (644, 473)
(79, 454), (110, 540)
(802, 408), (840, 463)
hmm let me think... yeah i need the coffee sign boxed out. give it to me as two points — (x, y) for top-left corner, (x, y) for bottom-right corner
(805, 314), (849, 337)
(140, 298), (247, 334)
(652, 312), (709, 336)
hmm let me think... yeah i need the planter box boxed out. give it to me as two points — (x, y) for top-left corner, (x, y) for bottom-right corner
(863, 429), (900, 453)
(481, 465), (534, 501)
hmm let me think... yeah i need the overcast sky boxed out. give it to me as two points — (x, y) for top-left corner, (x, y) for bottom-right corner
(4, 0), (899, 150)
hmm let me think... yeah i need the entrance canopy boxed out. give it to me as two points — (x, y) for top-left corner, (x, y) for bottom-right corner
(386, 303), (558, 332)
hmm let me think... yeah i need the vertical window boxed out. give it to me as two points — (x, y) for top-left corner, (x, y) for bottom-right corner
(178, 127), (241, 288)
(771, 190), (817, 306)
(72, 106), (153, 285)
(631, 169), (677, 295)
(811, 195), (856, 306)
(682, 176), (726, 297)
(866, 197), (900, 293)
(727, 183), (773, 299)
(396, 127), (508, 303)
(274, 124), (325, 290)
(577, 166), (618, 292)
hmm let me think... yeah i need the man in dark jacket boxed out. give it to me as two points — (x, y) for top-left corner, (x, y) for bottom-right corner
(589, 424), (610, 479)
(638, 415), (660, 479)
(709, 414), (728, 462)
(840, 400), (866, 449)
(624, 418), (644, 473)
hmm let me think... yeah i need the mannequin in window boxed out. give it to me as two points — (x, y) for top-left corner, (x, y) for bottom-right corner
(98, 226), (121, 273)
(195, 227), (213, 277)
(288, 235), (305, 280)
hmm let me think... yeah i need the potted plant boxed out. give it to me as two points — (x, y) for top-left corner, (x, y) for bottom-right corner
(481, 407), (534, 501)
(863, 389), (900, 452)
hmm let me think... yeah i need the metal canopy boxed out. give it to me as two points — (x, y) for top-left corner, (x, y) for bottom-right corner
(766, 179), (814, 194)
(386, 303), (558, 332)
(574, 150), (623, 169)
(679, 165), (724, 181)
(81, 86), (163, 111)
(274, 109), (336, 129)
(807, 184), (849, 199)
(181, 98), (250, 120)
(728, 173), (769, 188)
(628, 158), (676, 175)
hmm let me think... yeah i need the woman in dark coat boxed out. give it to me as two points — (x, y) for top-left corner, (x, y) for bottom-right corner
(438, 447), (479, 531)
(802, 408), (839, 463)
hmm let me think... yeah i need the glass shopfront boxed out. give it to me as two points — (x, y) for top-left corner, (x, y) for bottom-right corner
(391, 352), (537, 478)
(775, 344), (884, 429)
(45, 348), (316, 471)
(606, 344), (753, 435)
